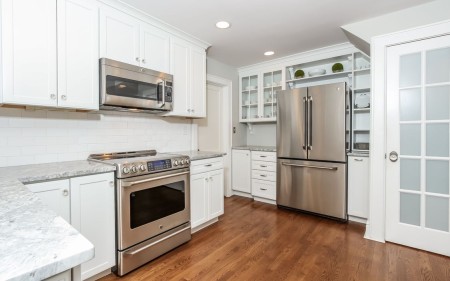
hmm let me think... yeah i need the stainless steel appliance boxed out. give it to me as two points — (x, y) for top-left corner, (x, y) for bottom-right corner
(100, 58), (173, 113)
(88, 150), (191, 276)
(276, 82), (348, 220)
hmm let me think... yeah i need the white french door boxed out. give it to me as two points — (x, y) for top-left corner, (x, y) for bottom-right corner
(386, 35), (450, 256)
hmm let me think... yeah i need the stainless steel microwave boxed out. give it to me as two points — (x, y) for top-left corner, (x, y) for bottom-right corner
(100, 58), (173, 113)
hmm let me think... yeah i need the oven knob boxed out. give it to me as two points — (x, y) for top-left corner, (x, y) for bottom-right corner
(123, 167), (130, 174)
(131, 166), (137, 173)
(180, 159), (185, 165)
(139, 164), (146, 171)
(173, 160), (179, 166)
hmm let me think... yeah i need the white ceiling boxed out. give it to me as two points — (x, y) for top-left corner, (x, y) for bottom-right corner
(120, 0), (432, 67)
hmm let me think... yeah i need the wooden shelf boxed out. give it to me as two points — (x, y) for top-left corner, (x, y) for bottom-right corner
(286, 71), (352, 84)
(353, 68), (370, 73)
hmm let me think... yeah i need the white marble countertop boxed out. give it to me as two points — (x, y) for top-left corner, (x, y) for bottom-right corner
(170, 150), (226, 161)
(0, 161), (116, 281)
(232, 146), (276, 152)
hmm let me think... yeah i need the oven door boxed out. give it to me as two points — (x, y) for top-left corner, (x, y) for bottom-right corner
(117, 168), (190, 250)
(100, 62), (172, 111)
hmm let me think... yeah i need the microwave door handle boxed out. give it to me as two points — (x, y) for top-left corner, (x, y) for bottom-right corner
(158, 80), (165, 108)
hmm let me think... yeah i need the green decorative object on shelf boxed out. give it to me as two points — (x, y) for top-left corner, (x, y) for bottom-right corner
(294, 69), (305, 78)
(332, 63), (344, 73)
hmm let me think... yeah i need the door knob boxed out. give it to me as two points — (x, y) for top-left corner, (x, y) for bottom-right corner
(389, 151), (399, 162)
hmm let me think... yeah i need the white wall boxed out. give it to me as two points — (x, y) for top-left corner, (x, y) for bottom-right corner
(206, 57), (246, 146)
(246, 124), (276, 147)
(0, 107), (192, 167)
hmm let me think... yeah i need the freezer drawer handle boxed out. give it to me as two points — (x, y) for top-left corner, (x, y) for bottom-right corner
(281, 162), (338, 171)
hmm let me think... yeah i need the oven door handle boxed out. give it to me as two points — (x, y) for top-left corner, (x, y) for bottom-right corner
(122, 171), (189, 187)
(124, 225), (191, 256)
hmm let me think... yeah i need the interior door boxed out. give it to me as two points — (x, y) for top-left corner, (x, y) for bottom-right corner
(386, 35), (450, 256)
(276, 88), (308, 159)
(308, 83), (347, 162)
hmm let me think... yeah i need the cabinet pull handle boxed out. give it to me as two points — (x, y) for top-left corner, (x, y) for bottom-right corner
(354, 159), (363, 162)
(205, 164), (212, 167)
(260, 165), (267, 168)
(63, 189), (69, 196)
(259, 155), (267, 158)
(260, 187), (267, 191)
(260, 174), (267, 177)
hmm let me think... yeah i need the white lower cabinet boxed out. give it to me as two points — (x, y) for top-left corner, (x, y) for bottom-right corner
(190, 157), (224, 231)
(26, 172), (115, 281)
(231, 149), (251, 193)
(348, 155), (370, 220)
(251, 151), (277, 203)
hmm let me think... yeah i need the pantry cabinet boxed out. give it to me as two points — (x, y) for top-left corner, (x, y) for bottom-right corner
(166, 36), (206, 118)
(348, 155), (370, 220)
(1, 0), (99, 110)
(190, 157), (224, 231)
(26, 172), (115, 281)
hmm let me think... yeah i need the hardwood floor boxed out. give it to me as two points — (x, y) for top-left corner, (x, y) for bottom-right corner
(100, 196), (450, 281)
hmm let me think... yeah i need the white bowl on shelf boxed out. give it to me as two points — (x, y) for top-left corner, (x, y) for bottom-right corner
(308, 69), (326, 77)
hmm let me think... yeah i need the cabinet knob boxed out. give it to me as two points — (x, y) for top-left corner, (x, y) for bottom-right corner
(135, 57), (140, 62)
(109, 181), (114, 187)
(61, 95), (67, 101)
(205, 178), (209, 182)
(187, 109), (191, 112)
(191, 109), (195, 113)
(62, 189), (69, 196)
(209, 177), (213, 181)
(50, 94), (56, 100)
(354, 158), (363, 162)
(142, 59), (146, 64)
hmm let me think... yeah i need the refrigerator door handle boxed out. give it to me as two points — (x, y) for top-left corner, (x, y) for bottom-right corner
(308, 96), (313, 150)
(281, 162), (338, 171)
(303, 97), (307, 150)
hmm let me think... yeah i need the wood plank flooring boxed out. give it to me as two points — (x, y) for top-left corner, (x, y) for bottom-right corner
(100, 196), (450, 281)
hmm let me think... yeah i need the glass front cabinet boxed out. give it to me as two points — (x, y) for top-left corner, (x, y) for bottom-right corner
(240, 70), (283, 122)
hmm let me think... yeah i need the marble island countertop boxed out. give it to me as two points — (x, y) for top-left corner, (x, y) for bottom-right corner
(232, 145), (276, 152)
(0, 161), (116, 281)
(170, 150), (226, 161)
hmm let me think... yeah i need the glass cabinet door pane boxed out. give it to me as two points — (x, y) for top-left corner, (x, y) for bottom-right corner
(426, 47), (450, 84)
(400, 192), (421, 226)
(425, 196), (449, 232)
(426, 123), (449, 157)
(400, 53), (422, 88)
(426, 160), (449, 195)
(400, 88), (421, 121)
(400, 124), (421, 156)
(426, 85), (450, 120)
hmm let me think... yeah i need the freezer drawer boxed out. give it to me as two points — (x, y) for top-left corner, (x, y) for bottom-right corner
(277, 159), (347, 220)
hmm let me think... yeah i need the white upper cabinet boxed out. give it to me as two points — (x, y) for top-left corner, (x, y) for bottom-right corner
(140, 23), (170, 73)
(1, 0), (99, 110)
(1, 0), (58, 106)
(167, 36), (206, 118)
(99, 5), (140, 66)
(57, 0), (99, 110)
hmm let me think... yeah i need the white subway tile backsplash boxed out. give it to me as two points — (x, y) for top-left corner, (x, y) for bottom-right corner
(0, 108), (192, 167)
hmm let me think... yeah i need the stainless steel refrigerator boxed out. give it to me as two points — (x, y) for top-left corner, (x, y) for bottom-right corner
(276, 82), (348, 220)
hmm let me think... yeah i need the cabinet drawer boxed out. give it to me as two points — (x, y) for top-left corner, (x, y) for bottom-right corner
(252, 170), (276, 182)
(252, 179), (276, 200)
(252, 160), (276, 172)
(251, 151), (276, 162)
(191, 157), (223, 175)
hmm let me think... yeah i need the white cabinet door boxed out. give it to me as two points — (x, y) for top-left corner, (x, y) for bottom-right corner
(26, 179), (71, 223)
(44, 270), (71, 281)
(190, 172), (208, 228)
(70, 173), (115, 281)
(190, 46), (206, 118)
(348, 156), (369, 218)
(168, 37), (190, 116)
(57, 0), (99, 110)
(140, 23), (170, 73)
(232, 150), (251, 193)
(1, 0), (57, 106)
(99, 5), (140, 66)
(208, 169), (224, 218)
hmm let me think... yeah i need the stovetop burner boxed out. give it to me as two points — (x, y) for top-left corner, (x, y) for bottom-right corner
(88, 150), (190, 178)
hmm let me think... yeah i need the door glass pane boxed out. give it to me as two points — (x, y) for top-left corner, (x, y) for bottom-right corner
(426, 47), (450, 84)
(400, 192), (421, 226)
(400, 159), (421, 191)
(400, 53), (421, 88)
(426, 123), (449, 157)
(426, 160), (449, 195)
(426, 85), (450, 120)
(425, 196), (449, 232)
(400, 124), (421, 156)
(400, 88), (421, 121)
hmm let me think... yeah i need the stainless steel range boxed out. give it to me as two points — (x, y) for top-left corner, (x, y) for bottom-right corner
(88, 150), (191, 276)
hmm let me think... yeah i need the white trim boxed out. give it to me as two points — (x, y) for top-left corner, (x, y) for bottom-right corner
(206, 74), (233, 198)
(367, 19), (450, 243)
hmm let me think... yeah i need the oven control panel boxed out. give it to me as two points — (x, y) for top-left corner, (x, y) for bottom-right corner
(147, 159), (172, 172)
(119, 157), (190, 177)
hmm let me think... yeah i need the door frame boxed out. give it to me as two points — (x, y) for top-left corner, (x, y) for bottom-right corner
(367, 20), (450, 242)
(193, 74), (233, 197)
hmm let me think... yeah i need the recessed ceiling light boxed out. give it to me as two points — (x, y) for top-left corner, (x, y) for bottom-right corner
(216, 21), (231, 29)
(264, 51), (275, 56)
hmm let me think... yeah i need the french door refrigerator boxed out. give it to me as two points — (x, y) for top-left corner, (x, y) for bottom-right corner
(276, 82), (348, 220)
